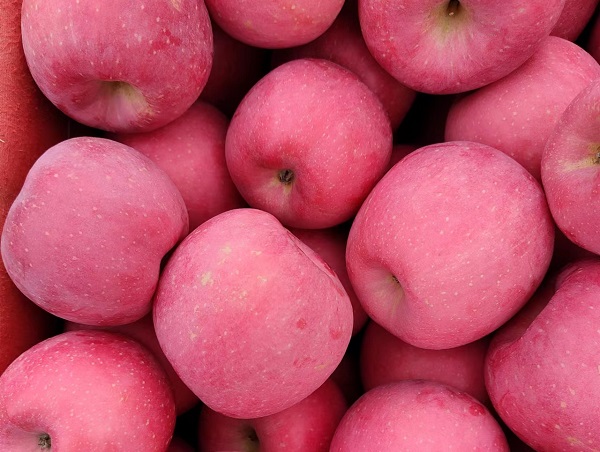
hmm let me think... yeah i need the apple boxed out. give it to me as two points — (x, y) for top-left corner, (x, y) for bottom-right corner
(153, 208), (354, 419)
(225, 58), (392, 229)
(329, 380), (509, 451)
(0, 330), (176, 450)
(65, 314), (199, 415)
(110, 100), (246, 232)
(346, 141), (555, 349)
(541, 77), (600, 255)
(290, 225), (368, 335)
(198, 378), (347, 452)
(199, 23), (270, 117)
(272, 0), (416, 130)
(358, 0), (565, 94)
(485, 259), (600, 451)
(0, 0), (69, 373)
(0, 136), (189, 326)
(20, 0), (213, 133)
(360, 320), (490, 404)
(204, 0), (345, 49)
(445, 36), (600, 181)
(551, 0), (599, 41)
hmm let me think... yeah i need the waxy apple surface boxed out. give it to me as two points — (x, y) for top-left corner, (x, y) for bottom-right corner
(21, 0), (213, 133)
(346, 141), (554, 349)
(0, 136), (189, 326)
(330, 380), (508, 451)
(358, 0), (565, 94)
(153, 208), (353, 419)
(486, 259), (600, 451)
(541, 77), (600, 255)
(0, 330), (176, 451)
(446, 36), (600, 181)
(225, 58), (392, 229)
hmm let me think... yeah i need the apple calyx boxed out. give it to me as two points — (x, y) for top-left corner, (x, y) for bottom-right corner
(38, 433), (51, 449)
(244, 426), (260, 452)
(278, 169), (295, 185)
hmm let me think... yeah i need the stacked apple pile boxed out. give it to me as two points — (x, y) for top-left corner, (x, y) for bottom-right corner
(2, 0), (600, 450)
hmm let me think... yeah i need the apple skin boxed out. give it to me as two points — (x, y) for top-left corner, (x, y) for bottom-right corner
(445, 36), (600, 181)
(153, 208), (354, 419)
(541, 77), (600, 255)
(272, 0), (416, 130)
(0, 136), (189, 326)
(225, 58), (392, 229)
(346, 141), (555, 349)
(65, 314), (199, 415)
(0, 0), (70, 373)
(0, 330), (176, 451)
(358, 0), (565, 95)
(110, 100), (246, 232)
(290, 225), (368, 335)
(551, 0), (599, 41)
(199, 23), (270, 117)
(330, 380), (509, 451)
(197, 379), (347, 452)
(360, 320), (490, 404)
(204, 0), (345, 49)
(20, 0), (213, 133)
(485, 259), (600, 451)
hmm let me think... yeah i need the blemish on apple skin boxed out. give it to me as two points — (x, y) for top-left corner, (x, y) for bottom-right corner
(200, 272), (213, 286)
(296, 318), (307, 329)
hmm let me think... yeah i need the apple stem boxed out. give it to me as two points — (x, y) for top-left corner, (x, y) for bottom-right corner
(278, 169), (295, 185)
(38, 433), (51, 449)
(446, 0), (461, 16)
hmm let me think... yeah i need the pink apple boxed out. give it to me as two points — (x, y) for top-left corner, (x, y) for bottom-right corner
(65, 314), (199, 415)
(199, 23), (270, 117)
(198, 378), (347, 451)
(0, 136), (189, 326)
(225, 58), (392, 229)
(485, 259), (600, 451)
(358, 0), (565, 94)
(551, 0), (599, 41)
(153, 208), (354, 419)
(360, 320), (490, 404)
(541, 77), (600, 255)
(110, 100), (246, 232)
(290, 225), (368, 335)
(445, 36), (600, 181)
(330, 380), (509, 451)
(21, 0), (213, 133)
(204, 0), (345, 49)
(272, 0), (416, 130)
(346, 141), (555, 349)
(0, 330), (176, 450)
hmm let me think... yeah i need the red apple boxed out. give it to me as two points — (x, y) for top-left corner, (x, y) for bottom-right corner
(204, 0), (345, 49)
(272, 0), (416, 130)
(225, 58), (392, 229)
(541, 77), (600, 255)
(198, 379), (347, 451)
(110, 100), (246, 232)
(360, 320), (490, 404)
(21, 0), (213, 133)
(291, 225), (368, 335)
(445, 36), (600, 181)
(346, 141), (555, 349)
(0, 0), (69, 373)
(485, 259), (600, 451)
(0, 330), (176, 450)
(551, 0), (599, 41)
(330, 380), (509, 451)
(153, 208), (354, 419)
(1, 136), (189, 326)
(358, 0), (565, 94)
(65, 314), (199, 415)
